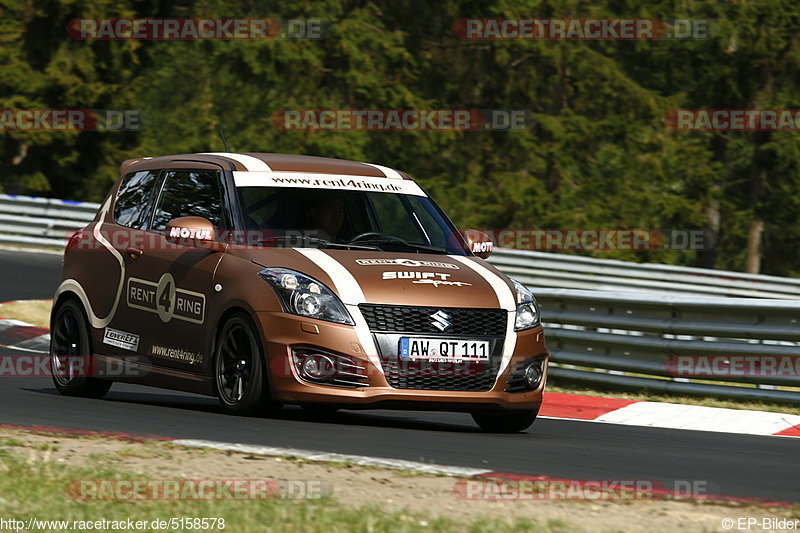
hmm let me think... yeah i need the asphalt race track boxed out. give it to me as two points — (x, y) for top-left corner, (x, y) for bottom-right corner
(0, 248), (797, 503)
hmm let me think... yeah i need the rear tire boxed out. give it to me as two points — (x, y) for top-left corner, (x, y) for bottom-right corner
(214, 313), (276, 416)
(50, 299), (112, 399)
(471, 407), (539, 433)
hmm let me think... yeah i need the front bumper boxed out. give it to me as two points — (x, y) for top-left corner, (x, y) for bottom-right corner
(255, 311), (548, 412)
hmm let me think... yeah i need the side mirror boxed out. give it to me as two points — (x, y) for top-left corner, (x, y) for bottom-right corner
(165, 216), (226, 252)
(464, 229), (494, 259)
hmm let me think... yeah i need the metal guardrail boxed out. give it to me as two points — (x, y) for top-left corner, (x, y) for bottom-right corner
(0, 194), (99, 247)
(489, 248), (800, 299)
(537, 288), (800, 403)
(0, 194), (798, 401)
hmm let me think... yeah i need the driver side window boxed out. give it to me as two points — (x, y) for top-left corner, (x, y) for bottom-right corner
(151, 171), (227, 230)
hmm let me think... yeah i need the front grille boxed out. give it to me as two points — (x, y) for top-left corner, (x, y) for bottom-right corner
(382, 359), (499, 391)
(360, 305), (507, 336)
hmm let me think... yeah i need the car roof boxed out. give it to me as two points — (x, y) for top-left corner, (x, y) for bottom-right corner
(120, 152), (413, 180)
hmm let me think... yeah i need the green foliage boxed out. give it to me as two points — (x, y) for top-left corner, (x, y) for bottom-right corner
(1, 0), (799, 275)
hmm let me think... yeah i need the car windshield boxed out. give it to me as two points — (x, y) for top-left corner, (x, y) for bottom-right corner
(236, 186), (469, 255)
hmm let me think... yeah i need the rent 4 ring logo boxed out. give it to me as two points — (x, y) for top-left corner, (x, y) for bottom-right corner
(127, 274), (206, 324)
(0, 109), (142, 131)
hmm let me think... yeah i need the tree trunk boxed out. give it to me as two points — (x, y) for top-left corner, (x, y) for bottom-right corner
(697, 191), (720, 269)
(745, 218), (764, 274)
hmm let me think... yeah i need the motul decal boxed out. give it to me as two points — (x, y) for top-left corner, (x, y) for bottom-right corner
(471, 241), (493, 253)
(127, 274), (206, 324)
(168, 226), (213, 240)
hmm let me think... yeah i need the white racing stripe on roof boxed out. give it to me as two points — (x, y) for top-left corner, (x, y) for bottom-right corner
(232, 171), (426, 196)
(293, 248), (383, 374)
(201, 152), (272, 172)
(361, 162), (403, 180)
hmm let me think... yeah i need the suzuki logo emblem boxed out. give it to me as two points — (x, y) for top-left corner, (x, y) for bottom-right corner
(430, 310), (452, 332)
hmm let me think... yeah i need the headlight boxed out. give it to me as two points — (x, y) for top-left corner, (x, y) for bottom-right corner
(511, 278), (540, 331)
(258, 268), (354, 325)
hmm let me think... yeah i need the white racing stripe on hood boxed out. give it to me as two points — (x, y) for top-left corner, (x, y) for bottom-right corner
(452, 256), (517, 378)
(293, 248), (383, 374)
(201, 152), (272, 172)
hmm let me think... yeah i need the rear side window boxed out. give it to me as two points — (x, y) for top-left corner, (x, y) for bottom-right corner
(151, 171), (227, 230)
(114, 170), (160, 229)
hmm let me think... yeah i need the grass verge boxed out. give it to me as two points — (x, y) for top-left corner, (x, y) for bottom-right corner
(0, 443), (568, 533)
(0, 299), (51, 327)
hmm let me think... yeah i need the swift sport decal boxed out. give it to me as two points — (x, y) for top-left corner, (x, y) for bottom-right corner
(127, 273), (206, 324)
(356, 258), (459, 269)
(381, 271), (473, 288)
(102, 328), (140, 352)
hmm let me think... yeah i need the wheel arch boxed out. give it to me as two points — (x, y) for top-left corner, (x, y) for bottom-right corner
(210, 303), (272, 395)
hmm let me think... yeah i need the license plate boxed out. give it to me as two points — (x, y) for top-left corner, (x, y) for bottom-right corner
(398, 338), (490, 361)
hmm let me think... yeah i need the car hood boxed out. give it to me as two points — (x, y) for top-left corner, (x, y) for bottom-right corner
(242, 248), (516, 310)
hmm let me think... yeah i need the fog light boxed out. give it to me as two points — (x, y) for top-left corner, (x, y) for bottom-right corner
(301, 355), (335, 380)
(524, 360), (543, 389)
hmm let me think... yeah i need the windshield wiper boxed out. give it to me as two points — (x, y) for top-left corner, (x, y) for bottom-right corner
(354, 238), (450, 254)
(256, 235), (381, 251)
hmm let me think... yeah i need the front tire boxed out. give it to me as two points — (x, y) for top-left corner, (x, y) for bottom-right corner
(471, 407), (539, 433)
(50, 299), (112, 398)
(214, 313), (275, 416)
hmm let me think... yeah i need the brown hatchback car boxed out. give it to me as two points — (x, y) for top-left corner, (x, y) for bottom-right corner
(50, 153), (549, 432)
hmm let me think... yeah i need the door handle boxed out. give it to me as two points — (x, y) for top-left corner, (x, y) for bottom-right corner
(125, 248), (143, 260)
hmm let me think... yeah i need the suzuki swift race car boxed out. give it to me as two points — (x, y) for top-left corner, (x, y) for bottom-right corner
(50, 152), (549, 432)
